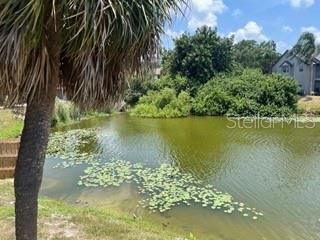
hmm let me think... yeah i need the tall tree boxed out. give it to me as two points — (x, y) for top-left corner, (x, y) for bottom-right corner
(168, 26), (234, 84)
(233, 40), (280, 73)
(0, 1), (185, 239)
(291, 32), (320, 93)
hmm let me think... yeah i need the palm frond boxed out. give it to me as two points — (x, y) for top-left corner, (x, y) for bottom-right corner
(0, 0), (54, 105)
(0, 0), (186, 108)
(61, 0), (186, 108)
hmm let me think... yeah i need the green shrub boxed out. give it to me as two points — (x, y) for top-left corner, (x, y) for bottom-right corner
(131, 88), (192, 118)
(125, 75), (192, 107)
(193, 69), (298, 117)
(52, 99), (85, 127)
(192, 85), (232, 116)
(56, 101), (70, 123)
(124, 78), (151, 106)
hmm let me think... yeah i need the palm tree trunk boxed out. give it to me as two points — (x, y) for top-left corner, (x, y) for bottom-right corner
(14, 11), (61, 239)
(14, 83), (57, 240)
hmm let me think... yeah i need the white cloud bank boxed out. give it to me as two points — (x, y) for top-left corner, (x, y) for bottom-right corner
(228, 21), (268, 43)
(188, 0), (227, 30)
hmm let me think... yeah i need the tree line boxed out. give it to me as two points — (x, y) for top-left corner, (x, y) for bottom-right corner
(126, 26), (301, 117)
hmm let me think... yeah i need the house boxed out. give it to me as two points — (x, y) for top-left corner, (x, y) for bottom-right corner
(272, 50), (320, 95)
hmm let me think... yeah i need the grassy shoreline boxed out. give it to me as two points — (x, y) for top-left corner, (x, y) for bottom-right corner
(0, 180), (189, 240)
(0, 109), (23, 140)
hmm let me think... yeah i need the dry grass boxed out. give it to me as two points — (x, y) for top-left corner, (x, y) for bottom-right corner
(298, 96), (320, 114)
(0, 180), (186, 240)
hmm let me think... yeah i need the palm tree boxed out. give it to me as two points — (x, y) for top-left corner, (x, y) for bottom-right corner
(0, 1), (186, 239)
(291, 32), (320, 94)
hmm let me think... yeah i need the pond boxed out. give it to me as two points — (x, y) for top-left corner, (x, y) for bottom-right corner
(41, 114), (320, 240)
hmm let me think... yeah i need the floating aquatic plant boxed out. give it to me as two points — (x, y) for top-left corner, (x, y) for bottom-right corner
(78, 160), (263, 219)
(48, 130), (263, 220)
(78, 160), (133, 187)
(47, 129), (99, 168)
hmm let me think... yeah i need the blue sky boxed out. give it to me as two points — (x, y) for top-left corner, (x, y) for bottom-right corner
(163, 0), (320, 53)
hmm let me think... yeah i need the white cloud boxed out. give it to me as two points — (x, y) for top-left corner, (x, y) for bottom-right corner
(188, 0), (227, 30)
(228, 21), (268, 43)
(188, 13), (218, 29)
(191, 0), (226, 13)
(288, 0), (315, 8)
(301, 26), (320, 44)
(282, 25), (293, 33)
(232, 9), (242, 17)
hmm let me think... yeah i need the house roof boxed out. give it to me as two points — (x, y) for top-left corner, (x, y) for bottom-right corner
(274, 49), (320, 66)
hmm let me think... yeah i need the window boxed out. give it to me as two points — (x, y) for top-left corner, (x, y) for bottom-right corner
(280, 61), (293, 74)
(281, 64), (290, 73)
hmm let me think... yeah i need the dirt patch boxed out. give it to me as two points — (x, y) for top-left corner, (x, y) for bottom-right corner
(41, 214), (83, 240)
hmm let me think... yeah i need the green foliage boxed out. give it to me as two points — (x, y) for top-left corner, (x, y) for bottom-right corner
(52, 99), (84, 127)
(131, 88), (192, 118)
(125, 75), (192, 108)
(233, 40), (280, 73)
(193, 69), (298, 117)
(52, 99), (111, 127)
(124, 76), (154, 107)
(168, 26), (233, 84)
(192, 83), (232, 116)
(151, 75), (191, 93)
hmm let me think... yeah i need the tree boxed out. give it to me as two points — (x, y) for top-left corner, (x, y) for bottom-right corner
(291, 32), (320, 93)
(0, 1), (185, 239)
(168, 26), (233, 84)
(233, 40), (280, 73)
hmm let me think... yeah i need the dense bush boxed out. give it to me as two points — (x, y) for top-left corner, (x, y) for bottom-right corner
(124, 77), (153, 106)
(193, 69), (298, 117)
(131, 88), (192, 118)
(125, 75), (193, 108)
(192, 84), (231, 116)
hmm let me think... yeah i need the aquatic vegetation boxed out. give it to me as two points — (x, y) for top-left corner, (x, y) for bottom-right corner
(78, 160), (133, 187)
(47, 129), (99, 168)
(78, 160), (263, 219)
(48, 129), (263, 219)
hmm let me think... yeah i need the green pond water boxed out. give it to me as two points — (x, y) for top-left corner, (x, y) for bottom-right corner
(41, 114), (320, 240)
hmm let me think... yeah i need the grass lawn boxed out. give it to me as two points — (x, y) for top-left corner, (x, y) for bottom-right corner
(298, 96), (320, 114)
(0, 180), (189, 240)
(0, 109), (23, 140)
